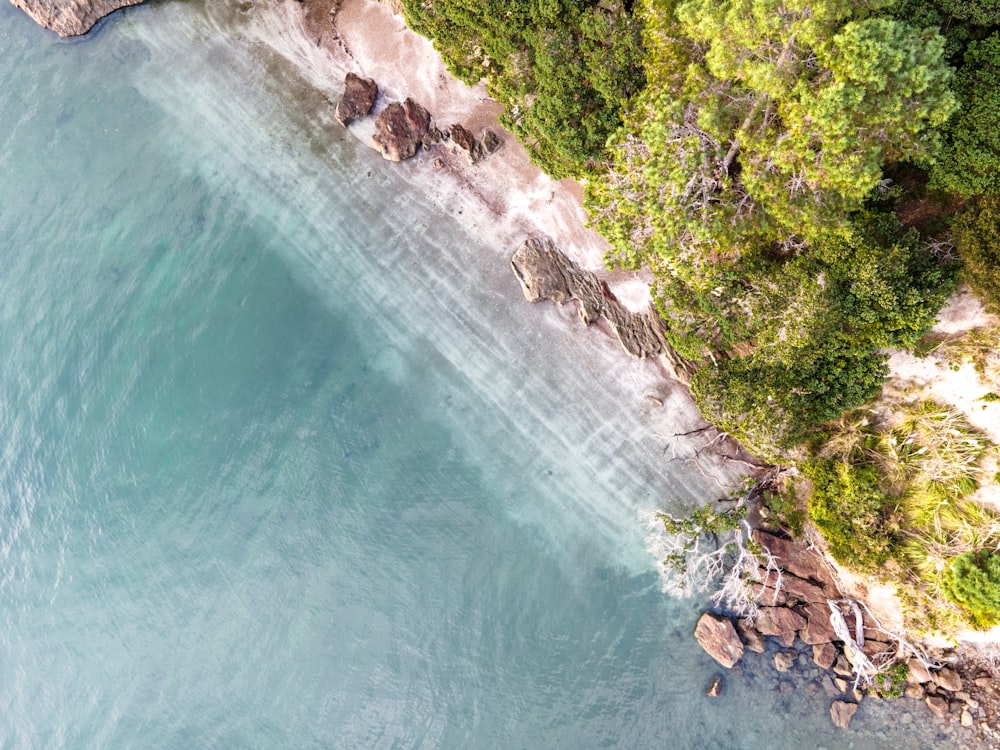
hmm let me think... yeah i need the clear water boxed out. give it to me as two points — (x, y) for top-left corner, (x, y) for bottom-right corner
(0, 2), (964, 748)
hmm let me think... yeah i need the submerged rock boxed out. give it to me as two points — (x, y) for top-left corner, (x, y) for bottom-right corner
(335, 73), (378, 126)
(831, 700), (859, 729)
(694, 612), (744, 669)
(736, 618), (766, 654)
(11, 0), (144, 36)
(706, 674), (724, 697)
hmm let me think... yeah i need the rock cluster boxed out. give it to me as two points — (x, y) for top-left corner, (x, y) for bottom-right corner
(510, 238), (693, 380)
(333, 73), (501, 165)
(11, 0), (144, 36)
(691, 528), (999, 736)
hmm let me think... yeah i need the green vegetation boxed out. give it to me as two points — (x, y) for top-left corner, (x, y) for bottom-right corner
(399, 0), (1000, 636)
(400, 0), (645, 177)
(953, 196), (1000, 313)
(942, 550), (1000, 628)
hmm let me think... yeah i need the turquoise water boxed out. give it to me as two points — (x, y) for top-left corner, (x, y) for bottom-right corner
(0, 2), (964, 748)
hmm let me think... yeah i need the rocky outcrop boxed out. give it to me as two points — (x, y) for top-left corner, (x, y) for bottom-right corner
(694, 612), (744, 669)
(510, 238), (693, 380)
(370, 98), (442, 161)
(447, 123), (502, 163)
(335, 73), (378, 126)
(752, 529), (838, 591)
(11, 0), (144, 36)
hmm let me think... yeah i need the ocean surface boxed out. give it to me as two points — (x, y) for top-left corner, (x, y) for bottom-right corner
(0, 2), (964, 748)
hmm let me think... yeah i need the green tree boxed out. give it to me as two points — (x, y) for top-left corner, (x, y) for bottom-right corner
(931, 34), (1000, 196)
(952, 196), (1000, 312)
(588, 0), (957, 274)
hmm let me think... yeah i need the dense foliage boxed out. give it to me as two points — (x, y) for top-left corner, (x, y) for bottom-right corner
(953, 196), (1000, 312)
(400, 0), (1000, 622)
(400, 0), (645, 177)
(942, 550), (1000, 628)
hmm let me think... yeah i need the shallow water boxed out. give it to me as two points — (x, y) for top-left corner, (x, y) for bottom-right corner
(0, 2), (967, 747)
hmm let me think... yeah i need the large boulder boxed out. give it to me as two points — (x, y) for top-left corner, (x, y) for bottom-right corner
(799, 602), (838, 645)
(754, 606), (807, 637)
(694, 612), (744, 669)
(934, 667), (963, 693)
(335, 73), (378, 126)
(753, 530), (838, 590)
(371, 98), (435, 162)
(11, 0), (144, 36)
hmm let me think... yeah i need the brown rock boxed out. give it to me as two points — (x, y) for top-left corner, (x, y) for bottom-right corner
(774, 651), (797, 672)
(926, 695), (951, 719)
(860, 640), (892, 661)
(335, 73), (378, 126)
(479, 128), (502, 157)
(833, 654), (854, 677)
(747, 581), (788, 606)
(694, 612), (744, 669)
(799, 603), (838, 645)
(834, 676), (849, 692)
(448, 123), (477, 162)
(974, 675), (994, 688)
(11, 0), (143, 36)
(753, 530), (837, 589)
(779, 573), (829, 603)
(962, 708), (974, 727)
(777, 630), (797, 648)
(813, 642), (837, 670)
(830, 700), (858, 729)
(905, 684), (926, 700)
(370, 98), (433, 162)
(510, 239), (693, 376)
(907, 658), (932, 684)
(706, 674), (724, 697)
(755, 606), (807, 637)
(934, 667), (963, 693)
(736, 618), (766, 654)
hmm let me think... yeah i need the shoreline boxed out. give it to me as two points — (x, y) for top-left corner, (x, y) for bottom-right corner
(12, 0), (999, 737)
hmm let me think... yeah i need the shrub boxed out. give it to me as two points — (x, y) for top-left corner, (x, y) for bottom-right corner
(942, 550), (1000, 628)
(803, 459), (900, 572)
(953, 196), (1000, 314)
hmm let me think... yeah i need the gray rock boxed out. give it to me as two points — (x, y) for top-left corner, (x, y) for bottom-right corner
(11, 0), (143, 36)
(694, 612), (744, 669)
(335, 73), (379, 126)
(830, 700), (858, 729)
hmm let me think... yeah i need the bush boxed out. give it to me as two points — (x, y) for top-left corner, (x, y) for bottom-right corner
(942, 550), (1000, 628)
(803, 459), (900, 572)
(953, 196), (1000, 313)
